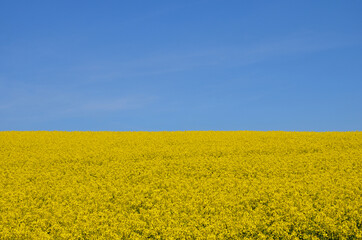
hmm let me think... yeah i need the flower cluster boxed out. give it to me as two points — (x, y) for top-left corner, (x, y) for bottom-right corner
(0, 131), (361, 239)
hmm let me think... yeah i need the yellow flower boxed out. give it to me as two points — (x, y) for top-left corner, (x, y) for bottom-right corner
(0, 131), (361, 239)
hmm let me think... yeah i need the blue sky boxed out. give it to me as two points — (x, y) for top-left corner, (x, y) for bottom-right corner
(1, 0), (361, 131)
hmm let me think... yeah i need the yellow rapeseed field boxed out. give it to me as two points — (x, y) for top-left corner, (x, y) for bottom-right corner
(0, 131), (361, 239)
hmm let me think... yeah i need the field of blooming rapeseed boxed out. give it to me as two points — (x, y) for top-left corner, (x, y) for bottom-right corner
(0, 131), (361, 239)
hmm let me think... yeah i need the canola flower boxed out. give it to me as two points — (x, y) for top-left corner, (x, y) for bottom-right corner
(0, 131), (361, 239)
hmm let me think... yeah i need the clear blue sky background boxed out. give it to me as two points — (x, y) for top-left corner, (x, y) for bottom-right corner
(1, 1), (361, 131)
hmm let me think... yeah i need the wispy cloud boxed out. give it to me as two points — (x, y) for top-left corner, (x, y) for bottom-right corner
(69, 95), (157, 114)
(0, 104), (12, 110)
(76, 31), (357, 83)
(0, 82), (157, 121)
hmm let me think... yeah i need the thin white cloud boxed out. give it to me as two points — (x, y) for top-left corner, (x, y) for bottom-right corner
(78, 95), (157, 113)
(0, 81), (157, 121)
(0, 104), (12, 110)
(76, 31), (357, 84)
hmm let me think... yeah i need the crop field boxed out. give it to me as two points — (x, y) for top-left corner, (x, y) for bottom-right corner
(0, 131), (361, 239)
